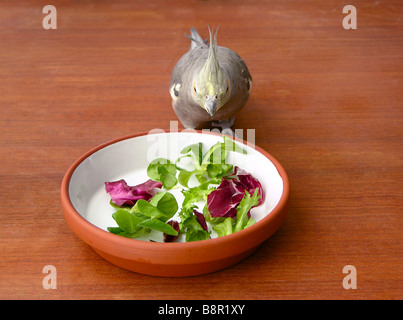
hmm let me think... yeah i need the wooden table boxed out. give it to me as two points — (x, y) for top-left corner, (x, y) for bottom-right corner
(1, 0), (402, 300)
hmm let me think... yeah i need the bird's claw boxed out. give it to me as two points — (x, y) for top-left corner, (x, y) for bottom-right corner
(211, 116), (235, 130)
(211, 117), (238, 138)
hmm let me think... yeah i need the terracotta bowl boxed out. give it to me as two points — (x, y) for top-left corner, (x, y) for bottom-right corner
(61, 131), (289, 277)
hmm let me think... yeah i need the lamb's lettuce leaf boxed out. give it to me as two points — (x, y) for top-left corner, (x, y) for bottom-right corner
(139, 218), (178, 236)
(107, 191), (178, 239)
(147, 158), (177, 189)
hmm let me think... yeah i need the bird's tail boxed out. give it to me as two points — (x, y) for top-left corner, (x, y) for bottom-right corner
(185, 28), (207, 50)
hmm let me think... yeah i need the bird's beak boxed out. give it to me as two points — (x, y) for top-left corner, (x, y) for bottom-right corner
(205, 100), (218, 116)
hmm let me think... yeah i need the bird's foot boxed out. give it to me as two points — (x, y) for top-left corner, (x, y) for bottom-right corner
(221, 127), (239, 138)
(211, 116), (235, 130)
(211, 117), (238, 138)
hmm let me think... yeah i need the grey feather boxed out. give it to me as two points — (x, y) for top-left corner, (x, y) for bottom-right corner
(170, 28), (252, 129)
(189, 28), (206, 50)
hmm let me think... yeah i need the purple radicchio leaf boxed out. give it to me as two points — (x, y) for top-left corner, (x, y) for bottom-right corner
(163, 220), (180, 243)
(193, 210), (208, 231)
(232, 166), (265, 205)
(207, 166), (264, 218)
(105, 179), (162, 207)
(206, 179), (245, 218)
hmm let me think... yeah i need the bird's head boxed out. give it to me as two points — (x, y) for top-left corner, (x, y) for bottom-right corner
(192, 27), (230, 116)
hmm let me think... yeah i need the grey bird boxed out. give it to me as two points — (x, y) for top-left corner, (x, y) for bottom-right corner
(170, 27), (252, 130)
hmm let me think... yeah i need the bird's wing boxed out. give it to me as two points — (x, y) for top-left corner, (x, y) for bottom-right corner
(217, 47), (252, 95)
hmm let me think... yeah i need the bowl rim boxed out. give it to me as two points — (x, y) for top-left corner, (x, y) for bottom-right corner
(61, 130), (290, 257)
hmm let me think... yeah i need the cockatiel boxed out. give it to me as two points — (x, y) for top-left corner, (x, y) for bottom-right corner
(170, 27), (252, 130)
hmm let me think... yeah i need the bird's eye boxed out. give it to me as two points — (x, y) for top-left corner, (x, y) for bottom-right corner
(205, 95), (209, 100)
(226, 86), (229, 93)
(214, 95), (218, 100)
(194, 86), (197, 93)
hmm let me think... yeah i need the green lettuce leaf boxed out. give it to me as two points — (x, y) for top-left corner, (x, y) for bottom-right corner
(212, 218), (233, 237)
(176, 137), (246, 188)
(179, 208), (210, 242)
(233, 188), (260, 233)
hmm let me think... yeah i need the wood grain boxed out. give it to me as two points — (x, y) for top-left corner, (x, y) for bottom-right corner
(0, 0), (402, 299)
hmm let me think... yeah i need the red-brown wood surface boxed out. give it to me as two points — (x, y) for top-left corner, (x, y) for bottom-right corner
(0, 0), (402, 299)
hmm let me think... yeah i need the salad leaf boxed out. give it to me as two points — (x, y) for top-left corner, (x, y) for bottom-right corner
(135, 191), (178, 222)
(212, 218), (233, 237)
(202, 136), (247, 166)
(107, 227), (148, 239)
(107, 209), (149, 238)
(105, 179), (162, 207)
(135, 199), (164, 219)
(164, 220), (180, 242)
(180, 142), (203, 165)
(178, 206), (210, 242)
(158, 165), (177, 189)
(147, 158), (177, 189)
(149, 191), (178, 218)
(111, 209), (143, 234)
(229, 166), (265, 206)
(108, 191), (179, 239)
(176, 136), (246, 188)
(206, 163), (233, 179)
(207, 167), (264, 218)
(206, 178), (245, 218)
(181, 179), (220, 212)
(178, 169), (196, 188)
(193, 210), (208, 231)
(138, 218), (179, 236)
(186, 226), (210, 242)
(211, 189), (260, 237)
(182, 213), (210, 242)
(233, 188), (260, 233)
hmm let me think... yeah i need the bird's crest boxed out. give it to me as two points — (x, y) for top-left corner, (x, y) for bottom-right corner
(199, 26), (224, 95)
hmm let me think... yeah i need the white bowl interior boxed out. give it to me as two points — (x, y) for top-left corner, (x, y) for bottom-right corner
(69, 132), (284, 242)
